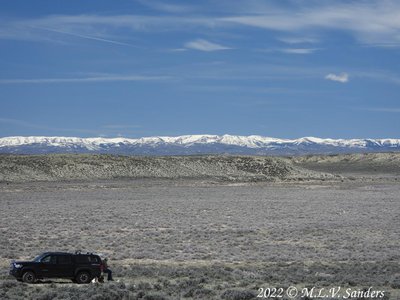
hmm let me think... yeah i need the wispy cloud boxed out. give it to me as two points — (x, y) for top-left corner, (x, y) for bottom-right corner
(2, 2), (400, 47)
(220, 1), (400, 46)
(167, 48), (188, 52)
(102, 124), (142, 129)
(0, 118), (144, 136)
(184, 39), (231, 52)
(172, 60), (327, 81)
(325, 73), (349, 83)
(0, 75), (171, 84)
(278, 37), (319, 44)
(257, 48), (319, 55)
(180, 84), (325, 96)
(281, 48), (319, 54)
(137, 0), (196, 13)
(0, 118), (103, 135)
(354, 71), (400, 85)
(0, 14), (217, 36)
(31, 26), (136, 47)
(0, 15), (218, 46)
(0, 118), (46, 129)
(361, 107), (400, 113)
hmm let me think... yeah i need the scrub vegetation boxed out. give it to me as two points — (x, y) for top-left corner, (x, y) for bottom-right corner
(0, 154), (335, 183)
(0, 154), (399, 299)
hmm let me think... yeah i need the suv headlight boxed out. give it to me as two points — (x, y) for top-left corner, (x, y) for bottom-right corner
(14, 263), (23, 268)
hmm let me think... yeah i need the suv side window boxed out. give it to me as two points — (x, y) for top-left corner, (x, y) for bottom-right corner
(74, 254), (100, 264)
(89, 256), (100, 263)
(75, 255), (90, 263)
(41, 255), (57, 264)
(57, 255), (71, 264)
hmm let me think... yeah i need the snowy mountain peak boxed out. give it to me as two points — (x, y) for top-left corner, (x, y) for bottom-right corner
(0, 135), (399, 155)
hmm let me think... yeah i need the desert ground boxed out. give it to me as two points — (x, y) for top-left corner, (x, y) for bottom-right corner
(0, 153), (399, 299)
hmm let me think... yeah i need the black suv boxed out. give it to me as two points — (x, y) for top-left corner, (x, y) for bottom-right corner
(9, 251), (102, 284)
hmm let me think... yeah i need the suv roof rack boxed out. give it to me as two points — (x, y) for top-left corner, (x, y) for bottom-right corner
(74, 250), (95, 255)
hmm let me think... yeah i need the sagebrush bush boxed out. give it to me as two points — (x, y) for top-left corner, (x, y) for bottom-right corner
(221, 289), (256, 300)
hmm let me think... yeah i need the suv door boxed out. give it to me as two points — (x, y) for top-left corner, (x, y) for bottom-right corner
(38, 255), (58, 278)
(55, 255), (74, 278)
(89, 255), (102, 277)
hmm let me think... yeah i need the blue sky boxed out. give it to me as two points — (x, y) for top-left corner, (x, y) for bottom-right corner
(1, 0), (399, 139)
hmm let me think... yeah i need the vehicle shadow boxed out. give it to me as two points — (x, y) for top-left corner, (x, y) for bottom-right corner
(35, 280), (74, 284)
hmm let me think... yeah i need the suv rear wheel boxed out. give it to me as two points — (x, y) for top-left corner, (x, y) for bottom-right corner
(22, 271), (36, 284)
(76, 271), (91, 284)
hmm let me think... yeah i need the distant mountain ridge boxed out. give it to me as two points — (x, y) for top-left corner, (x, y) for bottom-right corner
(1, 135), (400, 155)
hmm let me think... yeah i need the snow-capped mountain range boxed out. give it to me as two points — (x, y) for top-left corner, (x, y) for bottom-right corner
(0, 135), (400, 155)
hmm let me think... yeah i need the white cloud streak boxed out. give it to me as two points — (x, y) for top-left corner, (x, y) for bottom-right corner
(0, 118), (103, 134)
(278, 37), (319, 44)
(257, 47), (319, 55)
(0, 75), (171, 84)
(0, 118), (145, 136)
(136, 0), (196, 13)
(220, 2), (400, 46)
(362, 107), (400, 113)
(281, 48), (318, 54)
(184, 39), (231, 52)
(1, 2), (400, 46)
(325, 73), (349, 83)
(0, 15), (218, 46)
(102, 124), (142, 129)
(353, 71), (400, 85)
(31, 26), (136, 47)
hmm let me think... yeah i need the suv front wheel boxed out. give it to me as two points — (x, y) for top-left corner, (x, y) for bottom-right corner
(22, 271), (36, 284)
(76, 271), (91, 284)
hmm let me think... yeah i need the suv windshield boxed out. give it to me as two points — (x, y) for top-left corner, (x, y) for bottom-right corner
(33, 253), (47, 262)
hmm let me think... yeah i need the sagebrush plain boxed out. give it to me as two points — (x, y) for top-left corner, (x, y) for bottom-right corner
(0, 154), (399, 299)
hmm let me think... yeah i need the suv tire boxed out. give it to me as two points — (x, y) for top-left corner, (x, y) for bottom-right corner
(22, 271), (36, 284)
(76, 271), (91, 284)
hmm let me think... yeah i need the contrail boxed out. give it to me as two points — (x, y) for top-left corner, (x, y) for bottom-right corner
(0, 75), (171, 84)
(29, 25), (138, 47)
